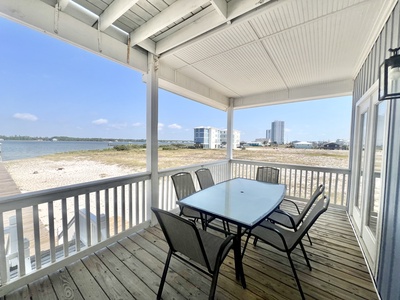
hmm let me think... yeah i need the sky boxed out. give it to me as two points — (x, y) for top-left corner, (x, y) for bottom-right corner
(0, 17), (352, 143)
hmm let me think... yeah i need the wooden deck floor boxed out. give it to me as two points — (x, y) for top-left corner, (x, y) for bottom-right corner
(2, 205), (378, 300)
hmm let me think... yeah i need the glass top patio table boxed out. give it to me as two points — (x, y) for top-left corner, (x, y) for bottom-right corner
(179, 177), (286, 229)
(178, 177), (286, 289)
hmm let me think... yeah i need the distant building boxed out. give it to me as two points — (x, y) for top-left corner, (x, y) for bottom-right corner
(194, 127), (240, 149)
(255, 138), (268, 144)
(265, 129), (271, 140)
(271, 121), (285, 144)
(323, 142), (341, 150)
(293, 141), (313, 149)
(246, 141), (263, 146)
(219, 129), (240, 148)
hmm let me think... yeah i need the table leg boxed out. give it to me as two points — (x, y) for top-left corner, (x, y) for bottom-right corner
(234, 225), (246, 288)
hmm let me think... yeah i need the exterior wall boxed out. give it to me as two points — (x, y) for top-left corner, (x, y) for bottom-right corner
(209, 127), (220, 149)
(220, 129), (240, 148)
(353, 2), (400, 300)
(194, 127), (240, 149)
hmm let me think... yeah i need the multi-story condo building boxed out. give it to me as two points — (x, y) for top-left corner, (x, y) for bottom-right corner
(271, 120), (285, 144)
(265, 129), (271, 141)
(194, 127), (240, 149)
(219, 129), (241, 148)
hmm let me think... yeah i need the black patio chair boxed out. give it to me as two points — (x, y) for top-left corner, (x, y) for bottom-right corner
(171, 172), (212, 229)
(195, 168), (215, 189)
(256, 166), (280, 184)
(195, 168), (230, 234)
(152, 207), (238, 300)
(243, 196), (330, 300)
(264, 184), (325, 245)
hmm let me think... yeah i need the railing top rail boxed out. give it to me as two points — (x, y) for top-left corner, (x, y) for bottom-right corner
(158, 159), (229, 177)
(0, 171), (151, 213)
(230, 159), (350, 174)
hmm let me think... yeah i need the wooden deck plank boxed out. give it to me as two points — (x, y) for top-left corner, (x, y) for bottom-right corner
(48, 268), (84, 300)
(107, 240), (184, 300)
(28, 276), (57, 300)
(2, 206), (379, 300)
(119, 234), (210, 300)
(65, 260), (108, 299)
(81, 253), (135, 299)
(95, 246), (155, 299)
(1, 285), (30, 300)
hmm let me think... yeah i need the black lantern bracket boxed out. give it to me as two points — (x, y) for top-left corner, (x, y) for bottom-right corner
(379, 47), (400, 100)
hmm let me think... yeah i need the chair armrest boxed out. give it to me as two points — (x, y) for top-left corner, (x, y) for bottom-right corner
(216, 235), (235, 262)
(282, 198), (301, 214)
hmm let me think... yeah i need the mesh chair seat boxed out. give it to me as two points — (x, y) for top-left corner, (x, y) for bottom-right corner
(195, 168), (215, 189)
(256, 166), (280, 184)
(244, 196), (330, 300)
(266, 184), (325, 245)
(152, 207), (237, 299)
(172, 172), (211, 225)
(194, 168), (231, 235)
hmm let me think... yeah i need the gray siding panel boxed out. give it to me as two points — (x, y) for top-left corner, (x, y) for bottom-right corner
(353, 2), (400, 300)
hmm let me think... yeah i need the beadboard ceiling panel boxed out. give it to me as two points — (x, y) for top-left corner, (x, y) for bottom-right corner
(1, 0), (396, 109)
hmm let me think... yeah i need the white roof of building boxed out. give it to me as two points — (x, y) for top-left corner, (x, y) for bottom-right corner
(294, 141), (313, 145)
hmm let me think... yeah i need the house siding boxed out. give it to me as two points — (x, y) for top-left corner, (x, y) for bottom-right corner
(353, 2), (400, 300)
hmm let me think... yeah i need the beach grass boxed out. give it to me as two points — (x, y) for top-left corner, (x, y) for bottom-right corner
(38, 146), (349, 169)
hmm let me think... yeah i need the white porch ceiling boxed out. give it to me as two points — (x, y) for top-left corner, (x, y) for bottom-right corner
(0, 0), (396, 110)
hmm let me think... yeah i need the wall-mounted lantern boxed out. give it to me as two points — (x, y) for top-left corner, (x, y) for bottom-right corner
(379, 47), (400, 100)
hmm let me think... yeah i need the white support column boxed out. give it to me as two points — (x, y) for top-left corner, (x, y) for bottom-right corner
(226, 99), (234, 179)
(146, 53), (159, 224)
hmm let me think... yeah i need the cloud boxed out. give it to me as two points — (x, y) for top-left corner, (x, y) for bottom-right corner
(92, 118), (108, 125)
(168, 123), (182, 129)
(13, 113), (38, 121)
(132, 122), (142, 127)
(158, 123), (164, 130)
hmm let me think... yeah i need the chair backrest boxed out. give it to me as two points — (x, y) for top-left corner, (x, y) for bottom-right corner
(152, 207), (209, 268)
(256, 166), (280, 184)
(290, 196), (330, 250)
(171, 172), (196, 200)
(299, 184), (325, 219)
(195, 168), (215, 189)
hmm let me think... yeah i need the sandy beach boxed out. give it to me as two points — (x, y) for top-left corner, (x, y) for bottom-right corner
(4, 157), (142, 193)
(3, 147), (349, 193)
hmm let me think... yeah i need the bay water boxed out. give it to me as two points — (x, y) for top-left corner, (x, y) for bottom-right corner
(0, 140), (145, 161)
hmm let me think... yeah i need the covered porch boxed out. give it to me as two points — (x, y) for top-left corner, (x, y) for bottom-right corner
(1, 0), (400, 299)
(2, 199), (376, 299)
(0, 160), (366, 299)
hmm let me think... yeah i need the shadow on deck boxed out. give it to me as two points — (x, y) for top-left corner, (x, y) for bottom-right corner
(2, 204), (378, 300)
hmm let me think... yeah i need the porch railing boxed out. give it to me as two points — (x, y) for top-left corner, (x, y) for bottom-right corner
(158, 160), (230, 211)
(0, 159), (350, 295)
(230, 160), (350, 207)
(0, 172), (150, 295)
(158, 159), (350, 212)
